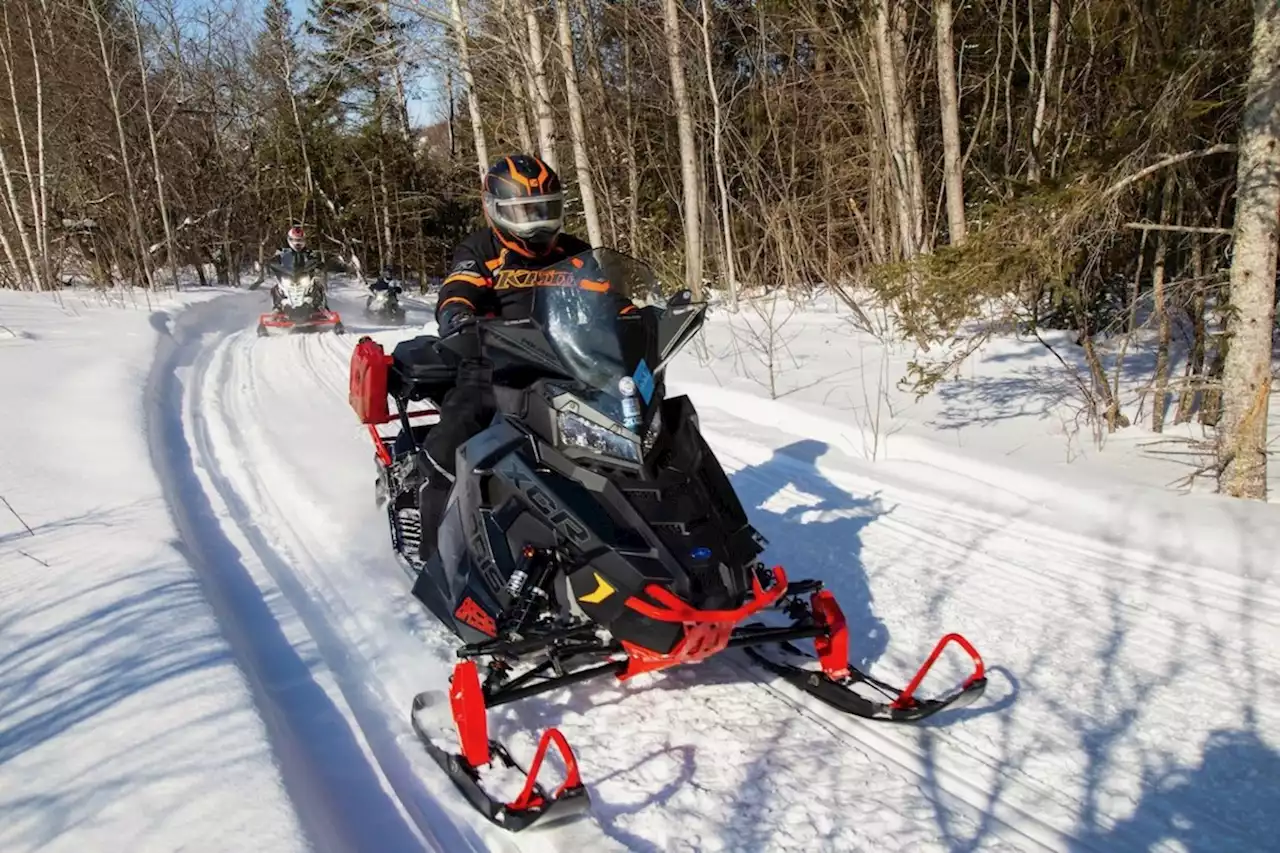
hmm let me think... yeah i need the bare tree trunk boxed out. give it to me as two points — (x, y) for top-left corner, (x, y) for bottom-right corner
(0, 8), (42, 289)
(445, 66), (456, 157)
(1176, 232), (1208, 424)
(0, 203), (23, 288)
(1028, 0), (1061, 183)
(872, 0), (924, 259)
(25, 6), (49, 289)
(891, 1), (927, 251)
(623, 4), (640, 254)
(506, 64), (534, 152)
(379, 159), (394, 272)
(1217, 0), (1280, 499)
(935, 0), (967, 245)
(131, 7), (179, 289)
(698, 0), (737, 307)
(383, 0), (411, 139)
(554, 0), (602, 246)
(91, 2), (154, 287)
(518, 0), (557, 169)
(1151, 175), (1175, 433)
(450, 0), (489, 173)
(662, 0), (702, 297)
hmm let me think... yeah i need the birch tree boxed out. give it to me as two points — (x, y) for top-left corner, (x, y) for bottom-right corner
(1217, 0), (1280, 499)
(553, 0), (601, 245)
(935, 0), (966, 244)
(91, 0), (154, 287)
(517, 0), (556, 169)
(699, 0), (736, 306)
(449, 0), (489, 172)
(0, 5), (44, 289)
(131, 5), (179, 289)
(662, 0), (702, 297)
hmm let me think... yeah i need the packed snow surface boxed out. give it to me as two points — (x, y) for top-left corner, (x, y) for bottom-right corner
(1, 282), (1277, 852)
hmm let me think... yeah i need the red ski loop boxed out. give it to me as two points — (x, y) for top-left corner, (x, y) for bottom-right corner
(890, 633), (986, 710)
(507, 728), (583, 813)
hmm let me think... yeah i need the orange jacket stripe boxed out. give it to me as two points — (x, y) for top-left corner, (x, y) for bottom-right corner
(439, 296), (476, 312)
(443, 272), (491, 288)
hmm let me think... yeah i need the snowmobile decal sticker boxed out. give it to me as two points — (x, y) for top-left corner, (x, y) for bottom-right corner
(578, 572), (616, 604)
(454, 597), (497, 637)
(633, 359), (655, 404)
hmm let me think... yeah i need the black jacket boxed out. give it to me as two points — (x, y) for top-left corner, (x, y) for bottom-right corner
(436, 229), (592, 322)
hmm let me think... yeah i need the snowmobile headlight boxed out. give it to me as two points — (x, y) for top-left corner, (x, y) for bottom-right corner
(558, 411), (641, 463)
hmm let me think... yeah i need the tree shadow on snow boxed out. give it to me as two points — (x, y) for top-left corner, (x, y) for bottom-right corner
(730, 438), (891, 671)
(916, 502), (1280, 853)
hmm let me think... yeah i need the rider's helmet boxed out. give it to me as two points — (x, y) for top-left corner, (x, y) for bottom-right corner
(482, 154), (564, 258)
(287, 225), (306, 252)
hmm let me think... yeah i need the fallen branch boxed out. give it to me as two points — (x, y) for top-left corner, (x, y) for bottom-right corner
(1104, 145), (1238, 200)
(1122, 222), (1234, 236)
(16, 549), (48, 567)
(1, 494), (34, 536)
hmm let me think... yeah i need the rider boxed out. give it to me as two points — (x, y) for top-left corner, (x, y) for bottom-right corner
(369, 268), (401, 295)
(269, 225), (324, 312)
(416, 153), (600, 561)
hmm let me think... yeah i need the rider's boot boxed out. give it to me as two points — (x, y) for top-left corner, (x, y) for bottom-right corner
(417, 469), (451, 563)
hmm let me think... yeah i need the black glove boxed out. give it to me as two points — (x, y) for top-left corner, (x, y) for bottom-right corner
(438, 302), (475, 335)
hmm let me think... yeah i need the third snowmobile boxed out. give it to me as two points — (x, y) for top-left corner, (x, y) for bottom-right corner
(347, 248), (987, 832)
(363, 275), (407, 325)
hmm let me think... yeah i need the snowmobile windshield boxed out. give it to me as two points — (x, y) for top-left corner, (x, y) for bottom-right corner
(273, 250), (318, 278)
(528, 249), (703, 405)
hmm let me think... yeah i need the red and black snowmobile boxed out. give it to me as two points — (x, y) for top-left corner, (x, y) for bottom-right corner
(348, 248), (987, 832)
(257, 254), (344, 336)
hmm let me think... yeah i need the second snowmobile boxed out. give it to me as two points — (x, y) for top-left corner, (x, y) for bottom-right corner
(258, 253), (344, 336)
(347, 248), (987, 832)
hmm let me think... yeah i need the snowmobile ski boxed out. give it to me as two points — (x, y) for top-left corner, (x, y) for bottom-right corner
(410, 662), (590, 832)
(743, 622), (987, 723)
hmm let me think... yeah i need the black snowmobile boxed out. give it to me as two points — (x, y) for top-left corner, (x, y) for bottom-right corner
(363, 275), (407, 325)
(347, 249), (987, 832)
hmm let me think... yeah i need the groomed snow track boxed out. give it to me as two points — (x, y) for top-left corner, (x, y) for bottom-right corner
(145, 290), (1280, 853)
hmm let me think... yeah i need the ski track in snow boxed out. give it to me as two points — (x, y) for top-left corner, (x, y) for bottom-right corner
(87, 287), (1280, 851)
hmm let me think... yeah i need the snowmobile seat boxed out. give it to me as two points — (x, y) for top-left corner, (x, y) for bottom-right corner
(389, 335), (456, 403)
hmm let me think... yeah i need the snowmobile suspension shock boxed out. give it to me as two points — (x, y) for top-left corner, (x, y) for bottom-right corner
(502, 546), (555, 637)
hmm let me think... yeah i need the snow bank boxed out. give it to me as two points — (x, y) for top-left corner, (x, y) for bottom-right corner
(0, 289), (308, 853)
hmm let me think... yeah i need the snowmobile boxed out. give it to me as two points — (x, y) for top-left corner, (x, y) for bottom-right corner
(363, 278), (407, 325)
(347, 248), (987, 832)
(257, 253), (344, 336)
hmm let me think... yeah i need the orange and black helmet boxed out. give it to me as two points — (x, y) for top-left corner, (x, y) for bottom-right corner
(482, 154), (564, 257)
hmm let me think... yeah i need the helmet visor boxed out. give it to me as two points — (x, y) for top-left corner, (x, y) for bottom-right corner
(493, 194), (564, 232)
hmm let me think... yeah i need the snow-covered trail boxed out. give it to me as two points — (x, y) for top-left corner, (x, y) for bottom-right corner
(161, 290), (1280, 852)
